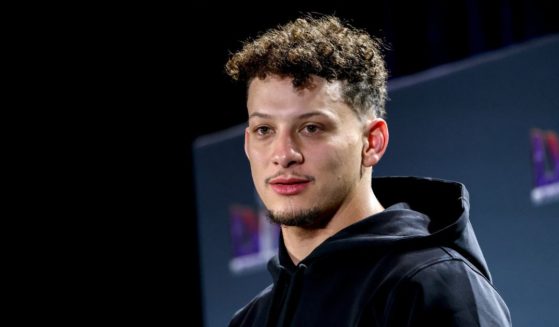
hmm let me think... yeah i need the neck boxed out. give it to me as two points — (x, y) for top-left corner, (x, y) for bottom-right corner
(282, 181), (384, 265)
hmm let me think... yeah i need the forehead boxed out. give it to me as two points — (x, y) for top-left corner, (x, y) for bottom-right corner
(248, 74), (341, 96)
(247, 75), (347, 116)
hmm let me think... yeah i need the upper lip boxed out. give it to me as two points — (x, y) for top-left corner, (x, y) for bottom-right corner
(269, 177), (310, 185)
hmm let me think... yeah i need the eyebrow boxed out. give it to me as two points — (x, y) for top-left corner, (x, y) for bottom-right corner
(248, 111), (333, 121)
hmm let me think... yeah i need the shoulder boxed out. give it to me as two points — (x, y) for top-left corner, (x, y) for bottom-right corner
(400, 246), (488, 283)
(392, 246), (498, 306)
(229, 284), (274, 327)
(384, 247), (511, 325)
(378, 246), (482, 284)
(405, 249), (495, 301)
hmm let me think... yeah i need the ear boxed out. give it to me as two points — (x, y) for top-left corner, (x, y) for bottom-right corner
(362, 118), (389, 167)
(244, 127), (250, 160)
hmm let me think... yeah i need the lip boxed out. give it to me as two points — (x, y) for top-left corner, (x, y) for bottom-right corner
(269, 177), (311, 195)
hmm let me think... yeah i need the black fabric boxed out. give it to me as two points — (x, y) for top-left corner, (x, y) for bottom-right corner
(229, 177), (511, 327)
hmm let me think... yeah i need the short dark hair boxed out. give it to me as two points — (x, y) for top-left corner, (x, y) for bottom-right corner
(226, 15), (388, 118)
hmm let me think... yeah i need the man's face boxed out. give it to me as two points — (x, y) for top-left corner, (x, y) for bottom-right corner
(245, 75), (367, 228)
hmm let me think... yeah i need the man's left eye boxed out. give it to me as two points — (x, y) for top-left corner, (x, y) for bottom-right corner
(304, 125), (319, 133)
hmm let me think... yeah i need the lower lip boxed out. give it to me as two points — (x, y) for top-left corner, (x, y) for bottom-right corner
(270, 182), (309, 195)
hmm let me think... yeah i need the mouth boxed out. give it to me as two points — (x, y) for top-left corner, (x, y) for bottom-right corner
(269, 177), (311, 196)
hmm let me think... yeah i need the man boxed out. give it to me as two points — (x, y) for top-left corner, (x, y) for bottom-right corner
(225, 14), (511, 326)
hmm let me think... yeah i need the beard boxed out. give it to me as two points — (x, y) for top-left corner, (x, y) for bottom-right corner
(266, 205), (337, 229)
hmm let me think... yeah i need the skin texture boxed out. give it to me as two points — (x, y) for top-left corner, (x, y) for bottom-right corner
(245, 74), (389, 264)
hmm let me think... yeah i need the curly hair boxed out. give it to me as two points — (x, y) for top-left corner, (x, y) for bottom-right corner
(225, 15), (388, 118)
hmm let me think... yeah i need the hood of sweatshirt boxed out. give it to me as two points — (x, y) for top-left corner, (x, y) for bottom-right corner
(268, 176), (491, 283)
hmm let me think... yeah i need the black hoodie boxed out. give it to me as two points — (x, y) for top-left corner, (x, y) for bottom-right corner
(229, 177), (511, 326)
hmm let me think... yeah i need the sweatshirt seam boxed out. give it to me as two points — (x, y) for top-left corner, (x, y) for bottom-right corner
(382, 252), (455, 324)
(387, 247), (501, 310)
(438, 247), (499, 291)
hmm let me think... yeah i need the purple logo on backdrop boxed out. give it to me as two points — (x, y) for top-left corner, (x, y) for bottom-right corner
(530, 129), (559, 205)
(228, 198), (279, 274)
(229, 205), (260, 257)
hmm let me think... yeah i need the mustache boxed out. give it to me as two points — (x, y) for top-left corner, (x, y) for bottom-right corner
(265, 172), (315, 184)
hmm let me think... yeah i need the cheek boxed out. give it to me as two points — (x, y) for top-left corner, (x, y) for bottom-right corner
(314, 142), (361, 172)
(247, 145), (266, 165)
(343, 143), (364, 176)
(247, 148), (269, 179)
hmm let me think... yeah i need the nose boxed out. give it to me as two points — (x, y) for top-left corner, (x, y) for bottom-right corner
(272, 132), (303, 168)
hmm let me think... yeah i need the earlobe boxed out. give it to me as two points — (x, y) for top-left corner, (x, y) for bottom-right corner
(362, 119), (389, 167)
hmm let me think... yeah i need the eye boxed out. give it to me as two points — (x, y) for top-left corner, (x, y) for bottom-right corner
(255, 126), (271, 136)
(303, 124), (320, 134)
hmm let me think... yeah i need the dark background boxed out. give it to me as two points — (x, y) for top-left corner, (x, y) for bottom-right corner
(105, 1), (558, 325)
